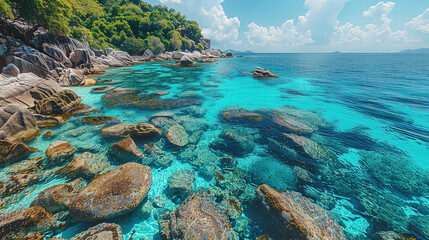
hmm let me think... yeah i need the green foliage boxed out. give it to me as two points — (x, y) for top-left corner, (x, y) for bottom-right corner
(147, 36), (165, 54)
(121, 37), (146, 55)
(0, 0), (13, 18)
(1, 0), (204, 52)
(196, 43), (204, 51)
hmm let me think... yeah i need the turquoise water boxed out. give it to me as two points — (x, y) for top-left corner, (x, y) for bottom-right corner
(6, 54), (429, 239)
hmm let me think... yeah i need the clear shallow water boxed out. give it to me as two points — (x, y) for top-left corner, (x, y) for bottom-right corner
(5, 53), (429, 239)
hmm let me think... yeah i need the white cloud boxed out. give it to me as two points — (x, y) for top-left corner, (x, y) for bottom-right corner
(153, 0), (240, 48)
(245, 0), (349, 47)
(245, 21), (313, 47)
(405, 8), (429, 33)
(332, 2), (408, 45)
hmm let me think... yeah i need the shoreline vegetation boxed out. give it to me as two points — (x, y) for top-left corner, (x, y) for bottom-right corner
(0, 1), (427, 240)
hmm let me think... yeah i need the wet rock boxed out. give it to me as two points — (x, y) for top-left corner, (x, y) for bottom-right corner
(7, 157), (44, 175)
(81, 116), (120, 125)
(92, 86), (115, 93)
(57, 152), (111, 180)
(255, 184), (345, 239)
(210, 127), (260, 157)
(165, 124), (189, 147)
(45, 140), (76, 165)
(109, 137), (143, 162)
(30, 178), (85, 213)
(42, 130), (55, 139)
(1, 173), (40, 196)
(178, 116), (208, 135)
(283, 133), (330, 160)
(33, 89), (82, 115)
(0, 206), (53, 239)
(179, 56), (194, 67)
(124, 121), (162, 140)
(149, 113), (176, 129)
(248, 158), (297, 192)
(153, 195), (168, 208)
(142, 143), (173, 167)
(252, 67), (278, 79)
(373, 231), (405, 240)
(226, 51), (233, 57)
(69, 163), (152, 221)
(70, 223), (123, 240)
(153, 91), (169, 96)
(1, 63), (20, 76)
(0, 140), (37, 167)
(0, 104), (40, 141)
(137, 199), (153, 220)
(100, 123), (134, 138)
(167, 169), (195, 200)
(180, 145), (218, 177)
(159, 193), (235, 240)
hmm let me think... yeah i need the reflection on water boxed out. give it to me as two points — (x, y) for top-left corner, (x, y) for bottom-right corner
(3, 54), (429, 239)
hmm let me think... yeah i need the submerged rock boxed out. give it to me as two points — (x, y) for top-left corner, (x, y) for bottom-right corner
(252, 67), (278, 79)
(283, 133), (330, 160)
(81, 116), (120, 125)
(57, 152), (111, 180)
(165, 124), (189, 147)
(45, 140), (76, 165)
(373, 231), (405, 240)
(255, 184), (345, 239)
(109, 137), (143, 162)
(248, 158), (297, 192)
(142, 143), (173, 167)
(70, 223), (123, 240)
(159, 193), (235, 240)
(69, 163), (152, 221)
(124, 121), (162, 140)
(0, 139), (37, 167)
(100, 123), (134, 138)
(0, 104), (40, 141)
(210, 127), (260, 157)
(7, 156), (44, 175)
(30, 178), (85, 213)
(0, 206), (53, 239)
(167, 169), (195, 200)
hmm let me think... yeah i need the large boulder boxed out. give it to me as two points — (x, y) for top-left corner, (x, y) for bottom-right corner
(255, 184), (345, 239)
(32, 89), (82, 115)
(69, 49), (91, 67)
(165, 124), (189, 147)
(45, 140), (76, 165)
(69, 163), (152, 221)
(166, 169), (195, 200)
(124, 121), (162, 140)
(210, 127), (259, 157)
(100, 123), (134, 138)
(41, 44), (69, 65)
(57, 68), (86, 86)
(252, 67), (278, 79)
(70, 223), (123, 240)
(179, 55), (194, 67)
(7, 156), (44, 175)
(0, 104), (39, 141)
(109, 137), (143, 162)
(3, 55), (44, 77)
(0, 206), (53, 239)
(1, 63), (20, 76)
(30, 178), (85, 213)
(159, 192), (235, 240)
(0, 73), (62, 109)
(0, 139), (37, 167)
(143, 49), (154, 61)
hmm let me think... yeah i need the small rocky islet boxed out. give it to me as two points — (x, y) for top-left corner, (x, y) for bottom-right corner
(0, 21), (428, 240)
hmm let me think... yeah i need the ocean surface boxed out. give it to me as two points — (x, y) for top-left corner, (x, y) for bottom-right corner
(6, 53), (429, 239)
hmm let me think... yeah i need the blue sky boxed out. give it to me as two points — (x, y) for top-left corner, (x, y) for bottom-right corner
(145, 0), (429, 52)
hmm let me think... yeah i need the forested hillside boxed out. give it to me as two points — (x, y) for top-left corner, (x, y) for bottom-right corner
(0, 0), (205, 55)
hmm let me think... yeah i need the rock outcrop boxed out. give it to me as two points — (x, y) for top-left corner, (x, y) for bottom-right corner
(165, 124), (189, 147)
(179, 55), (194, 67)
(69, 163), (152, 221)
(0, 139), (37, 167)
(252, 67), (278, 79)
(109, 137), (143, 162)
(255, 184), (345, 240)
(30, 178), (85, 213)
(32, 89), (82, 115)
(159, 192), (235, 240)
(56, 152), (111, 179)
(45, 140), (76, 165)
(0, 104), (39, 141)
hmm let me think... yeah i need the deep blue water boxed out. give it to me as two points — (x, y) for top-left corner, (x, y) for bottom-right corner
(4, 53), (429, 239)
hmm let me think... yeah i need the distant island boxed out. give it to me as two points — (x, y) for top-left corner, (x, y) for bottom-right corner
(225, 50), (255, 54)
(398, 48), (429, 54)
